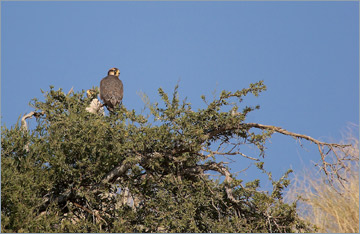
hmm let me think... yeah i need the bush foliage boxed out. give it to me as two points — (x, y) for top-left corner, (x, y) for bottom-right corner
(1, 82), (311, 232)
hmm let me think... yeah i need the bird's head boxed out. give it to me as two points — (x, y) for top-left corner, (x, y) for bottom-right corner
(108, 67), (120, 77)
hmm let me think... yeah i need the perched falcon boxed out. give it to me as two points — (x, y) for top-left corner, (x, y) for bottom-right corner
(100, 67), (124, 111)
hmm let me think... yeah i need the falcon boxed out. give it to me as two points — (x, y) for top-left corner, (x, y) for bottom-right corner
(100, 67), (124, 111)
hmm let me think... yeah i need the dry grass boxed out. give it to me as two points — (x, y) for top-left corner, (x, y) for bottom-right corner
(287, 126), (359, 233)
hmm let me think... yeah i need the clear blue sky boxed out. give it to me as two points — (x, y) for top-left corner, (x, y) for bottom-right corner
(2, 1), (359, 187)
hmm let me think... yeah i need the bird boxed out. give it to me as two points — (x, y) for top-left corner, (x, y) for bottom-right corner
(100, 67), (124, 111)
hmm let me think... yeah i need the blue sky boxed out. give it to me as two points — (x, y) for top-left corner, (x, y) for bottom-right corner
(2, 1), (359, 187)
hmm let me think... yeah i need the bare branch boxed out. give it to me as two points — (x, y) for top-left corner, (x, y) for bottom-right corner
(184, 162), (240, 204)
(242, 123), (353, 184)
(21, 111), (45, 132)
(73, 202), (107, 226)
(20, 111), (45, 152)
(101, 154), (141, 185)
(209, 150), (259, 161)
(205, 122), (350, 149)
(204, 122), (353, 186)
(243, 123), (351, 148)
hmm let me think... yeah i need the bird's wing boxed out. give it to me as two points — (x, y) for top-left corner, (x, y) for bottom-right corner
(100, 76), (124, 106)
